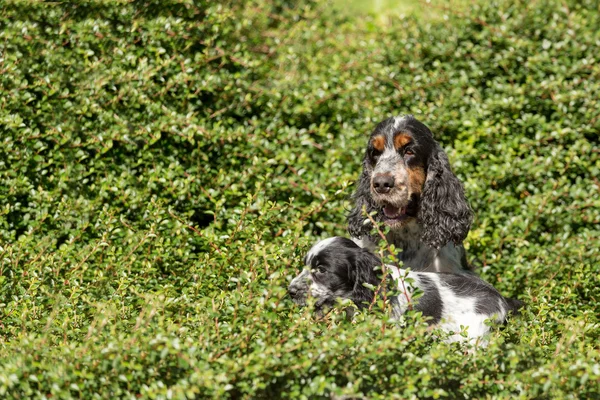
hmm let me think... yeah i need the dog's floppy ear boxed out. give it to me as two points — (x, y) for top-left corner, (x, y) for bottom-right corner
(347, 165), (379, 239)
(418, 146), (473, 249)
(349, 249), (382, 308)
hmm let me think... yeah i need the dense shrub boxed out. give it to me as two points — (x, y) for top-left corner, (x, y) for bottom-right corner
(1, 0), (599, 398)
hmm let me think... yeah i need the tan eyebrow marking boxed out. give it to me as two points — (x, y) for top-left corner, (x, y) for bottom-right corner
(394, 133), (412, 150)
(371, 135), (385, 152)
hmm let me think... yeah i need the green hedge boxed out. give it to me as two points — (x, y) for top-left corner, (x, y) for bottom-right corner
(1, 0), (599, 398)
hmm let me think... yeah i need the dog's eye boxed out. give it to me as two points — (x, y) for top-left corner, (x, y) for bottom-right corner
(369, 149), (382, 161)
(314, 265), (327, 274)
(404, 149), (414, 157)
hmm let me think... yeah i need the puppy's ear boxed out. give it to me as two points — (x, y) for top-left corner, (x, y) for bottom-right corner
(347, 166), (379, 239)
(418, 146), (473, 249)
(506, 297), (524, 316)
(349, 249), (381, 308)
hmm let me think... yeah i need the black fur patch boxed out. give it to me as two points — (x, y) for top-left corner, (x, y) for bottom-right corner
(412, 275), (443, 325)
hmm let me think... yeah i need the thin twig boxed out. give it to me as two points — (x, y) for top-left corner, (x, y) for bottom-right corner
(364, 209), (413, 310)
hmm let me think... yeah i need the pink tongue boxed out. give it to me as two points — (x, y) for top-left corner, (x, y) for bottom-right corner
(383, 205), (401, 218)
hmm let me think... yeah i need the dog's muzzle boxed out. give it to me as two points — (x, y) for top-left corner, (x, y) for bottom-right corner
(288, 269), (311, 305)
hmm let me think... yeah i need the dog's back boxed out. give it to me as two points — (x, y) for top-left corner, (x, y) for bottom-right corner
(387, 266), (522, 342)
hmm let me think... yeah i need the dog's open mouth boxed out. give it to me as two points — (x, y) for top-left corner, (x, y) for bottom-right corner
(383, 204), (409, 225)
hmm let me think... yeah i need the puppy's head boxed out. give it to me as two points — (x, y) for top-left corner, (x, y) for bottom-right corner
(288, 237), (381, 312)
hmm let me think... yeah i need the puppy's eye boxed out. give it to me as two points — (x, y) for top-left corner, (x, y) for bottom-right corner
(404, 149), (414, 157)
(314, 265), (327, 274)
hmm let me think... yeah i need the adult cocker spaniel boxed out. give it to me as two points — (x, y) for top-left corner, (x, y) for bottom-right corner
(347, 115), (473, 273)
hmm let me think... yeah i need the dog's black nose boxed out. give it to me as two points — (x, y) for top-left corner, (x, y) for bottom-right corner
(288, 286), (299, 298)
(373, 175), (395, 194)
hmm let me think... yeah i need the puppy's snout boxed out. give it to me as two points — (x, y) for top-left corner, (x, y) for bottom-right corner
(288, 285), (300, 298)
(288, 270), (310, 304)
(288, 280), (308, 306)
(373, 174), (395, 194)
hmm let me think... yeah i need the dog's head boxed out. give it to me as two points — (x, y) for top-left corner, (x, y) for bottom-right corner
(347, 115), (473, 249)
(288, 237), (381, 312)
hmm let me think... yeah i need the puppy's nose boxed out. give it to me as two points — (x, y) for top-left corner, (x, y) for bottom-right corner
(373, 175), (395, 194)
(288, 285), (300, 298)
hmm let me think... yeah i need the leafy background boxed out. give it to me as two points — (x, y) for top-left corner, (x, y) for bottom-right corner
(1, 0), (599, 398)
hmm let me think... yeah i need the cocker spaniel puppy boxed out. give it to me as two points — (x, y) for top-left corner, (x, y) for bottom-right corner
(288, 237), (522, 343)
(347, 115), (473, 273)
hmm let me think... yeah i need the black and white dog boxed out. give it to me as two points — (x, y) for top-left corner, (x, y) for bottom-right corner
(288, 237), (522, 343)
